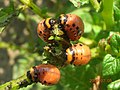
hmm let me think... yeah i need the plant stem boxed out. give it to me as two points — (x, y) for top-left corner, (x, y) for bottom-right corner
(89, 0), (100, 12)
(19, 0), (49, 18)
(0, 74), (32, 90)
(101, 0), (114, 29)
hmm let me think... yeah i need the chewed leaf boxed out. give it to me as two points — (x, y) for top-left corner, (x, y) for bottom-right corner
(69, 0), (89, 8)
(108, 79), (120, 90)
(69, 0), (81, 8)
(103, 54), (120, 76)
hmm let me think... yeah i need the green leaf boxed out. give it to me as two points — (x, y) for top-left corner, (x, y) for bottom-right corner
(0, 1), (20, 33)
(60, 65), (96, 90)
(107, 79), (120, 90)
(48, 36), (54, 40)
(109, 34), (120, 55)
(69, 0), (89, 7)
(114, 5), (120, 21)
(103, 54), (120, 76)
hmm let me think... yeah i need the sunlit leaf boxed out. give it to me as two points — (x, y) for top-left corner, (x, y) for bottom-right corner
(103, 54), (120, 76)
(108, 33), (120, 55)
(114, 5), (120, 21)
(69, 0), (81, 8)
(69, 0), (89, 7)
(108, 79), (120, 90)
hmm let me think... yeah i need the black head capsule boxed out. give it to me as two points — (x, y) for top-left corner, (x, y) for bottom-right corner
(49, 18), (56, 26)
(44, 18), (56, 29)
(58, 24), (64, 30)
(57, 14), (68, 25)
(27, 71), (32, 81)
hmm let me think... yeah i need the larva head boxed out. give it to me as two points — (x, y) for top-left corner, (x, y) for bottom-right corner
(28, 64), (61, 85)
(37, 18), (56, 43)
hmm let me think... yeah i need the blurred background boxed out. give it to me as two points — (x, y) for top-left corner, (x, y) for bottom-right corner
(0, 0), (120, 90)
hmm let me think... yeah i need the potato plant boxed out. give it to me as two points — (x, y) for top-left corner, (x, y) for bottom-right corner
(0, 0), (120, 90)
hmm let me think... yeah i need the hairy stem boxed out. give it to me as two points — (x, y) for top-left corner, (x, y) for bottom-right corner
(89, 0), (100, 12)
(0, 73), (32, 90)
(19, 0), (49, 18)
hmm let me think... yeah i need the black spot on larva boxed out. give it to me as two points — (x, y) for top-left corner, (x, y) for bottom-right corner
(76, 53), (78, 55)
(81, 57), (82, 60)
(70, 28), (72, 30)
(43, 34), (47, 36)
(79, 44), (83, 46)
(76, 57), (78, 60)
(48, 83), (52, 85)
(66, 24), (70, 27)
(72, 23), (75, 27)
(44, 39), (47, 41)
(43, 37), (47, 39)
(43, 80), (47, 84)
(74, 44), (77, 47)
(76, 26), (79, 30)
(42, 71), (45, 74)
(39, 31), (42, 34)
(39, 33), (41, 36)
(74, 33), (77, 36)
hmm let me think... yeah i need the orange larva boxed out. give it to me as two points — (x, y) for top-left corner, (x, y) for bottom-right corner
(27, 64), (60, 85)
(58, 14), (84, 41)
(65, 43), (91, 65)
